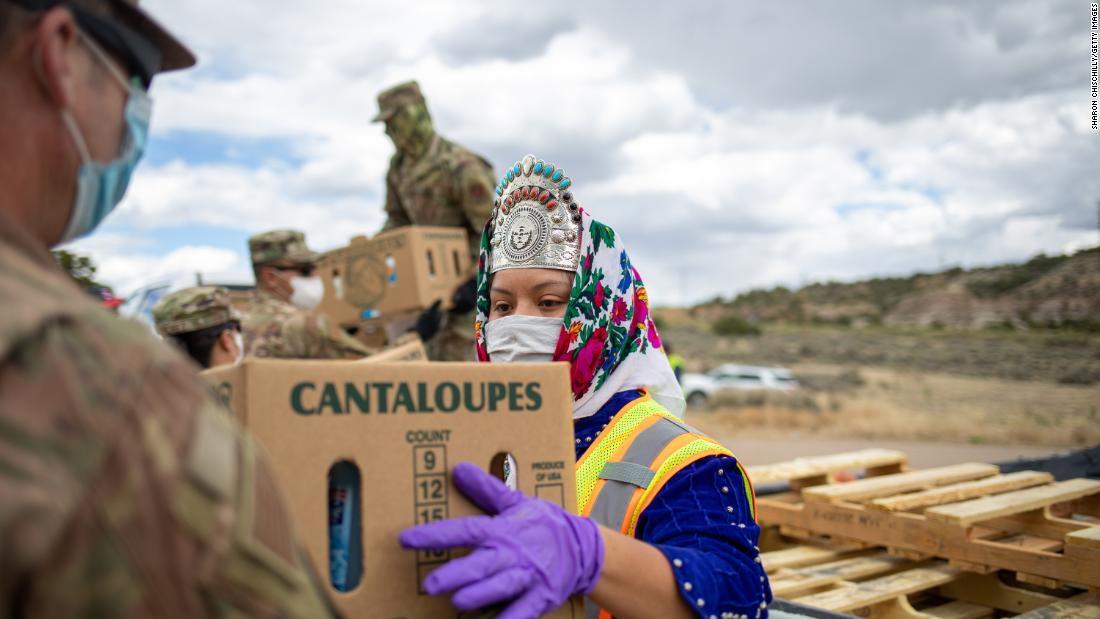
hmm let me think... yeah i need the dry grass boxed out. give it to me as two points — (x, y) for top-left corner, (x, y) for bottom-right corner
(689, 364), (1100, 447)
(657, 320), (1100, 385)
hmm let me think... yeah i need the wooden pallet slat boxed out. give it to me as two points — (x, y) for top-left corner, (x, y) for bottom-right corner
(763, 538), (1100, 618)
(757, 451), (1100, 592)
(803, 463), (999, 504)
(1067, 526), (1100, 551)
(980, 510), (1094, 540)
(745, 448), (908, 484)
(769, 552), (911, 598)
(926, 479), (1100, 526)
(921, 600), (994, 619)
(1012, 593), (1100, 618)
(794, 564), (960, 612)
(994, 534), (1064, 553)
(934, 571), (1060, 612)
(870, 471), (1055, 512)
(861, 594), (987, 619)
(759, 544), (858, 572)
(759, 493), (1100, 587)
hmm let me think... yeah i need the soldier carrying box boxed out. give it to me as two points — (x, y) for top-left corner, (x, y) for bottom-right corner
(374, 80), (497, 361)
(244, 229), (378, 359)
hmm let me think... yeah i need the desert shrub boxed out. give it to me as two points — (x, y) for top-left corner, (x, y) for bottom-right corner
(798, 369), (864, 392)
(966, 271), (1034, 298)
(966, 252), (1072, 299)
(1055, 320), (1100, 334)
(1057, 365), (1100, 386)
(711, 389), (821, 412)
(712, 316), (762, 336)
(1045, 336), (1090, 348)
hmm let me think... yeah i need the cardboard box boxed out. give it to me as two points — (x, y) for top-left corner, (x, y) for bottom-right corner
(344, 317), (390, 350)
(317, 226), (471, 324)
(355, 337), (427, 363)
(201, 360), (580, 619)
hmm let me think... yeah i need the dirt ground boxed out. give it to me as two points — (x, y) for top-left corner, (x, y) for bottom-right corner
(661, 321), (1100, 449)
(697, 363), (1100, 446)
(693, 431), (1067, 469)
(658, 321), (1100, 385)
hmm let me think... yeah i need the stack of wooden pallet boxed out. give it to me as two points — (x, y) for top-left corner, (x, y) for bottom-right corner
(747, 449), (1100, 618)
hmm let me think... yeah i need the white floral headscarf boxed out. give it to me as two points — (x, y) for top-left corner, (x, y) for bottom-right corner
(474, 170), (684, 419)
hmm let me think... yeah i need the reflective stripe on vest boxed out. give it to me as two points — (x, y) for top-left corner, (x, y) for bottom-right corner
(576, 393), (757, 619)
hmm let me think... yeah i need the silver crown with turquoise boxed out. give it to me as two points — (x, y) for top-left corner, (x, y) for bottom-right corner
(490, 154), (582, 274)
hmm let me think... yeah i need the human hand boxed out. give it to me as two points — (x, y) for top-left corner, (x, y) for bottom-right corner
(411, 299), (444, 341)
(449, 277), (478, 315)
(399, 462), (604, 619)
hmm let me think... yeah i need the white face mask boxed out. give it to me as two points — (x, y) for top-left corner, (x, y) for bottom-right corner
(232, 330), (245, 365)
(289, 275), (323, 310)
(484, 315), (562, 363)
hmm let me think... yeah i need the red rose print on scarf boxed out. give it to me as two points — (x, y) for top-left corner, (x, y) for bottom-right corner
(571, 326), (607, 396)
(594, 282), (606, 310)
(611, 298), (628, 324)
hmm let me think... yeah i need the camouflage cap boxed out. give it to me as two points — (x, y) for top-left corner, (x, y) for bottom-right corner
(10, 0), (196, 75)
(372, 80), (426, 123)
(248, 229), (319, 266)
(153, 286), (241, 336)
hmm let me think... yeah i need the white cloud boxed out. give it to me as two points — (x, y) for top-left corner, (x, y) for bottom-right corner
(71, 0), (1099, 304)
(66, 239), (246, 296)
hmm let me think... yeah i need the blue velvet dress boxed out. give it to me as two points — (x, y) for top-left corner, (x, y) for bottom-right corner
(574, 390), (773, 619)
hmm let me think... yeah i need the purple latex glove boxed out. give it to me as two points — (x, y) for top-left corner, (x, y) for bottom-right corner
(399, 462), (604, 619)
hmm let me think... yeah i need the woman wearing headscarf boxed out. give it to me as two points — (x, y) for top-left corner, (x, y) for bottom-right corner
(401, 155), (771, 619)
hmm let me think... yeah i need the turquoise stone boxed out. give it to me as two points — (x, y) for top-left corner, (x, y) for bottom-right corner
(513, 163), (521, 175)
(506, 170), (514, 181)
(496, 186), (503, 196)
(559, 178), (572, 189)
(534, 162), (543, 174)
(544, 164), (555, 177)
(552, 170), (563, 182)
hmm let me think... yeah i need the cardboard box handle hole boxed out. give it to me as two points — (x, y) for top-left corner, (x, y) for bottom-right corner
(489, 452), (518, 491)
(328, 460), (363, 592)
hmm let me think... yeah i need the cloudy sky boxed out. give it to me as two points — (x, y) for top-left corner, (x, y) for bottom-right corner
(66, 0), (1100, 305)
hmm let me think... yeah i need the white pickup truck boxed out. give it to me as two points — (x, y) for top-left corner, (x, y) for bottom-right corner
(682, 364), (800, 408)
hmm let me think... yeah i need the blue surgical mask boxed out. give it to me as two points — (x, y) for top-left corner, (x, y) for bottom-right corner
(57, 34), (152, 245)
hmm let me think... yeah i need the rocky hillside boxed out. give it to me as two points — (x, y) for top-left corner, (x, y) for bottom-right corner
(695, 247), (1099, 330)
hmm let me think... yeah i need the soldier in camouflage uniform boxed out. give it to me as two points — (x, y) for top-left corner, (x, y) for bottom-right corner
(374, 80), (496, 361)
(244, 229), (376, 359)
(0, 1), (333, 616)
(153, 286), (245, 369)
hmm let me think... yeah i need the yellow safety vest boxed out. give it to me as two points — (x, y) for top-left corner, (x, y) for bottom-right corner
(575, 391), (757, 619)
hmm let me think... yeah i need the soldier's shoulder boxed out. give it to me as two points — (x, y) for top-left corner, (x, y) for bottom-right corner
(386, 151), (404, 176)
(282, 306), (328, 339)
(437, 137), (490, 166)
(243, 292), (297, 322)
(438, 137), (493, 171)
(0, 241), (75, 353)
(0, 242), (163, 363)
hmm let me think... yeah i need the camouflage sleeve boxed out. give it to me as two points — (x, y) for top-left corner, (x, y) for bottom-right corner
(380, 160), (411, 232)
(0, 320), (335, 618)
(288, 310), (375, 359)
(453, 156), (497, 263)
